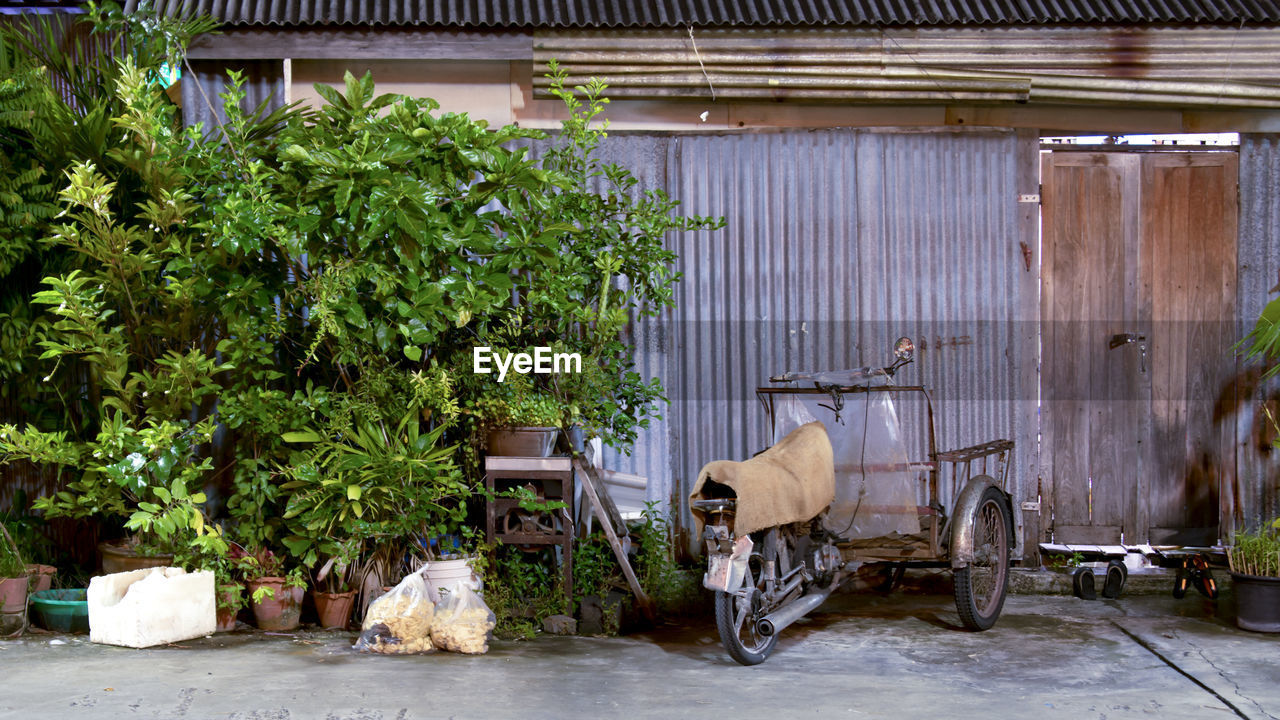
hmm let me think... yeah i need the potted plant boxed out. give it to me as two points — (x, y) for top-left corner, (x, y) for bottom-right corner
(232, 546), (307, 632)
(471, 374), (562, 457)
(0, 525), (29, 636)
(1, 490), (57, 592)
(1228, 518), (1280, 632)
(0, 417), (223, 574)
(309, 540), (361, 629)
(421, 528), (486, 603)
(279, 405), (470, 623)
(215, 576), (246, 633)
(188, 553), (244, 633)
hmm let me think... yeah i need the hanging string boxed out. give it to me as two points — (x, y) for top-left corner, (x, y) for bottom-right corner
(688, 25), (716, 101)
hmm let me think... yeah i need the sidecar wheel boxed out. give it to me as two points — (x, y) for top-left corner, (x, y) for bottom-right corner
(715, 589), (777, 666)
(953, 486), (1012, 631)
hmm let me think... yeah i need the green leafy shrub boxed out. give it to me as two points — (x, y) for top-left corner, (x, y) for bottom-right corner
(0, 5), (721, 594)
(469, 378), (562, 429)
(567, 503), (693, 633)
(0, 526), (24, 579)
(1229, 519), (1280, 577)
(279, 407), (468, 568)
(481, 544), (568, 640)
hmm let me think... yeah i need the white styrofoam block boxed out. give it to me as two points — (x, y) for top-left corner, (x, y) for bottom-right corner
(88, 567), (215, 648)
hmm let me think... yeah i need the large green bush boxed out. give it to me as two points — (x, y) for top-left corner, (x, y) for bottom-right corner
(0, 6), (719, 585)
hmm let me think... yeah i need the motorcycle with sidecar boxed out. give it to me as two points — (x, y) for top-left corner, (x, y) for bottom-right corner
(690, 338), (1016, 665)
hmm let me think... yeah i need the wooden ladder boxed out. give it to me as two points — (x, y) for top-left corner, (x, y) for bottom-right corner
(572, 457), (655, 621)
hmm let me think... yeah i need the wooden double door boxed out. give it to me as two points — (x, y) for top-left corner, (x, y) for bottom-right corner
(1041, 151), (1238, 546)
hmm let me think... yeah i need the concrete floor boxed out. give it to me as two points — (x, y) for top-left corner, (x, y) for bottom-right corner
(2, 586), (1278, 720)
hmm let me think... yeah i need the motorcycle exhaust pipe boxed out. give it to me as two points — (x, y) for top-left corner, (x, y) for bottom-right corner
(756, 586), (835, 637)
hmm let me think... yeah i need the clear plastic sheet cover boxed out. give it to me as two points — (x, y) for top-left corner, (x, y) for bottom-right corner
(771, 383), (920, 539)
(773, 366), (889, 388)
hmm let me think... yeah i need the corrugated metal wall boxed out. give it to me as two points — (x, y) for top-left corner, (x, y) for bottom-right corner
(590, 128), (1035, 550)
(581, 137), (676, 494)
(181, 59), (286, 131)
(1237, 134), (1280, 530)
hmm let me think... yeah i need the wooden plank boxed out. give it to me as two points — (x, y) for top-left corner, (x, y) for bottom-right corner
(1202, 155), (1239, 543)
(574, 459), (654, 620)
(1042, 157), (1081, 534)
(1145, 157), (1184, 533)
(485, 456), (572, 473)
(1132, 151), (1155, 546)
(1088, 153), (1132, 536)
(1142, 153), (1237, 541)
(1052, 524), (1125, 544)
(1039, 151), (1058, 547)
(573, 460), (626, 537)
(1219, 154), (1241, 540)
(1015, 129), (1042, 565)
(188, 28), (533, 60)
(1184, 162), (1224, 534)
(1046, 155), (1121, 537)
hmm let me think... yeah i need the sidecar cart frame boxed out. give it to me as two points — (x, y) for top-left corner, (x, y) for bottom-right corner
(755, 383), (1016, 629)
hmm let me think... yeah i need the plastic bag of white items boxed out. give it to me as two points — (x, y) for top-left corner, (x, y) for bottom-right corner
(430, 583), (496, 654)
(354, 573), (436, 654)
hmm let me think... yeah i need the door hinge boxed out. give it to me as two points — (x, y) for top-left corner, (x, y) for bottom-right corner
(1021, 501), (1041, 512)
(1018, 193), (1040, 204)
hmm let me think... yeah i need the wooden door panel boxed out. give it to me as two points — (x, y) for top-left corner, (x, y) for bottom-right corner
(1042, 151), (1236, 546)
(1041, 153), (1137, 542)
(1143, 154), (1238, 544)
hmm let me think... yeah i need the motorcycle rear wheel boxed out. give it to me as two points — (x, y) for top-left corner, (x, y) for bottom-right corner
(715, 528), (792, 665)
(715, 588), (777, 666)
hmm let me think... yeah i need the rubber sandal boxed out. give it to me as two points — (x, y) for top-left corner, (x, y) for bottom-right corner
(1101, 559), (1127, 599)
(1190, 555), (1218, 599)
(1072, 567), (1097, 600)
(1173, 566), (1189, 599)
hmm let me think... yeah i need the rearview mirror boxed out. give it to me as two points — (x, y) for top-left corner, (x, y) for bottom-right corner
(894, 337), (915, 362)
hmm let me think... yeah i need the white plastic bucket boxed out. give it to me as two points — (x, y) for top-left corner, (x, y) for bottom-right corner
(422, 558), (482, 603)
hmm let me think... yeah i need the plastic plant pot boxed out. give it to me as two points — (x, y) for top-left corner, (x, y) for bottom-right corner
(30, 589), (89, 633)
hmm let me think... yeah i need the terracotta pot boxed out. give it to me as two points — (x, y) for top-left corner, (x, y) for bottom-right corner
(216, 583), (243, 633)
(313, 590), (357, 629)
(99, 541), (173, 575)
(25, 565), (56, 594)
(0, 575), (29, 614)
(247, 577), (304, 631)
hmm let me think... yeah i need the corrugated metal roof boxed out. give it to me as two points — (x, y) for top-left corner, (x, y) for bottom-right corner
(125, 0), (1280, 28)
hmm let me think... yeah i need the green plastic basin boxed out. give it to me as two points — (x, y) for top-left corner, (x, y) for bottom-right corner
(30, 589), (89, 633)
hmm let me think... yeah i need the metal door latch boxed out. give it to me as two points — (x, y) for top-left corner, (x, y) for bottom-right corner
(1109, 333), (1147, 373)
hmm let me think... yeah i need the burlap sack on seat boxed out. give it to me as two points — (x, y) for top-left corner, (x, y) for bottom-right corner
(689, 421), (835, 537)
